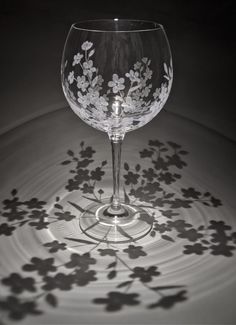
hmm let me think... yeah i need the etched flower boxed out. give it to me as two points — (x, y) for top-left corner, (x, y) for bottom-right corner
(86, 88), (100, 104)
(95, 96), (109, 111)
(82, 60), (96, 76)
(159, 83), (168, 102)
(97, 75), (104, 86)
(132, 90), (142, 100)
(72, 52), (83, 66)
(142, 57), (149, 64)
(122, 96), (136, 113)
(108, 74), (125, 93)
(153, 87), (160, 99)
(141, 85), (151, 97)
(76, 76), (89, 92)
(134, 61), (142, 70)
(68, 71), (74, 84)
(77, 91), (89, 108)
(144, 67), (152, 80)
(125, 70), (140, 83)
(82, 41), (93, 51)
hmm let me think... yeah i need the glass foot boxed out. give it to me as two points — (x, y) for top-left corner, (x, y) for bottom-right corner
(79, 198), (153, 243)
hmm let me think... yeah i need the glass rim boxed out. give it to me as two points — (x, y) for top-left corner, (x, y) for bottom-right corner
(71, 19), (164, 33)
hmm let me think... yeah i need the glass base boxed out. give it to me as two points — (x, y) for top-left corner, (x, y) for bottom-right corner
(79, 198), (153, 243)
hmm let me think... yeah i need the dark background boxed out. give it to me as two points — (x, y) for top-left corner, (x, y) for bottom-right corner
(0, 0), (235, 140)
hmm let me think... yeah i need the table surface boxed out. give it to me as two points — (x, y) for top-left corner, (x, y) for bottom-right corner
(0, 108), (236, 325)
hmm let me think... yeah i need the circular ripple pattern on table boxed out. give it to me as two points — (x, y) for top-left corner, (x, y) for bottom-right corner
(0, 108), (235, 324)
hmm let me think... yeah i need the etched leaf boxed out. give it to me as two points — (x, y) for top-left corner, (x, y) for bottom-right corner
(129, 84), (140, 92)
(164, 63), (168, 74)
(88, 49), (95, 57)
(92, 76), (98, 87)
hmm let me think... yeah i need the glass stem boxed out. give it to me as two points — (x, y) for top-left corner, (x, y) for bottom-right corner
(110, 138), (123, 211)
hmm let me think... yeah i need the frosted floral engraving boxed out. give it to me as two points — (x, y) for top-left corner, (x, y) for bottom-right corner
(63, 41), (173, 134)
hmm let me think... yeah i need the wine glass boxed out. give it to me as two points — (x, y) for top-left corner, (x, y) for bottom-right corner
(61, 19), (172, 242)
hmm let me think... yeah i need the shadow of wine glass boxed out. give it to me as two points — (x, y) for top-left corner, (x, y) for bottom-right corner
(0, 139), (235, 322)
